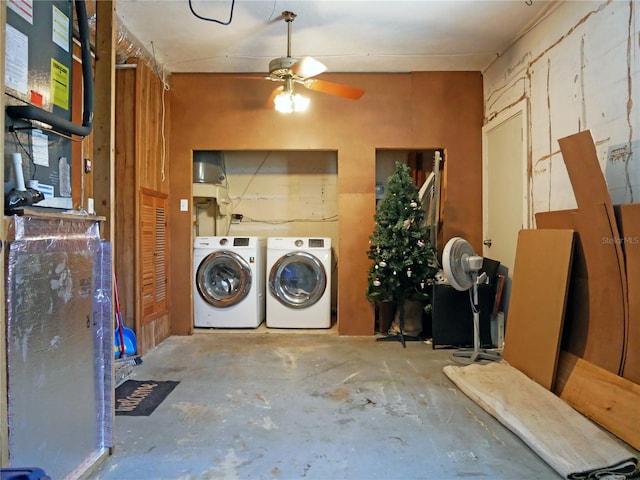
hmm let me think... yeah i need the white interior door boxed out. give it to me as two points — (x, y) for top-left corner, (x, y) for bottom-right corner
(483, 104), (528, 271)
(482, 101), (528, 320)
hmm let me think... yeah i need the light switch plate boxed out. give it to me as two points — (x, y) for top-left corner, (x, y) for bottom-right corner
(180, 199), (188, 211)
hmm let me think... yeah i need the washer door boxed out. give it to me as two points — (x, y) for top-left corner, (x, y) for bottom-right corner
(196, 251), (252, 308)
(269, 252), (327, 309)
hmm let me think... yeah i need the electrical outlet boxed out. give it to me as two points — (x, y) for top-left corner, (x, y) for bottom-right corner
(180, 199), (188, 211)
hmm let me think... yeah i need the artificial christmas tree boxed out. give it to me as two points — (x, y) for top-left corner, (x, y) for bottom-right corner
(366, 161), (438, 346)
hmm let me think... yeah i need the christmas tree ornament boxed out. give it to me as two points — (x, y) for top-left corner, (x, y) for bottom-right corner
(373, 278), (381, 287)
(417, 239), (425, 247)
(379, 260), (387, 267)
(407, 267), (412, 277)
(393, 270), (397, 275)
(410, 200), (418, 208)
(420, 280), (425, 289)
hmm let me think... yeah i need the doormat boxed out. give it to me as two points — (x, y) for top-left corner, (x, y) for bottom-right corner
(115, 380), (179, 416)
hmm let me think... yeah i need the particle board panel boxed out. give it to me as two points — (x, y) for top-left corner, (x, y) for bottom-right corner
(557, 131), (611, 206)
(558, 131), (628, 374)
(503, 229), (574, 390)
(535, 207), (626, 374)
(614, 203), (640, 383)
(535, 210), (589, 358)
(573, 205), (625, 374)
(554, 351), (640, 451)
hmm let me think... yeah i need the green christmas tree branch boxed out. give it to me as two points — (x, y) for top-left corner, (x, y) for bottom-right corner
(366, 162), (438, 312)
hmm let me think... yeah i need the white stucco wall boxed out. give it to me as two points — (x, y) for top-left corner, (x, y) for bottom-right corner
(483, 0), (639, 217)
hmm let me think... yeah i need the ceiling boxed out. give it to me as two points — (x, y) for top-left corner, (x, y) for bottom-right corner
(114, 0), (554, 75)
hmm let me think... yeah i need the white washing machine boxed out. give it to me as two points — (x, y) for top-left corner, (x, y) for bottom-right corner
(193, 236), (266, 328)
(266, 237), (332, 329)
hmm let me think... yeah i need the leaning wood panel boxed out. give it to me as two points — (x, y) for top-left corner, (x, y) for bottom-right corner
(503, 229), (574, 390)
(554, 351), (640, 451)
(558, 131), (628, 374)
(572, 205), (625, 374)
(535, 206), (626, 374)
(614, 203), (640, 384)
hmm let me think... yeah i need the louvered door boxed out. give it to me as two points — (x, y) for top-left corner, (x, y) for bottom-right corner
(140, 188), (169, 324)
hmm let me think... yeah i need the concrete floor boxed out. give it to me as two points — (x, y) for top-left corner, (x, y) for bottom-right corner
(91, 329), (561, 480)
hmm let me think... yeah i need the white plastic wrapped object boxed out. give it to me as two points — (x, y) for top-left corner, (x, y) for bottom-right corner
(11, 152), (26, 191)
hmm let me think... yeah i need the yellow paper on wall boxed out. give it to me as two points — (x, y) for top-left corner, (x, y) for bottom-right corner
(51, 58), (69, 110)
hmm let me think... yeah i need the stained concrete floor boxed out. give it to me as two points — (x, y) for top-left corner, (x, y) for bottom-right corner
(91, 330), (561, 480)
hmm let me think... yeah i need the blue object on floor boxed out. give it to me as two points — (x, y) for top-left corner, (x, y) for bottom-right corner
(0, 468), (51, 480)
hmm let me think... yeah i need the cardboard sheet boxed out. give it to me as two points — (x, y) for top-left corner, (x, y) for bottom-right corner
(614, 204), (640, 383)
(444, 362), (639, 479)
(503, 229), (574, 390)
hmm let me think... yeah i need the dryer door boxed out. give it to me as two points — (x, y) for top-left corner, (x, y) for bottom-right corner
(196, 251), (252, 308)
(269, 252), (327, 309)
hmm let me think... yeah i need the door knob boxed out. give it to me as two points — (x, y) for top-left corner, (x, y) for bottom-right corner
(483, 239), (492, 247)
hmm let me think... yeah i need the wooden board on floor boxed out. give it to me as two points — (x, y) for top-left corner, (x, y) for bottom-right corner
(503, 229), (574, 391)
(554, 350), (640, 451)
(614, 203), (640, 384)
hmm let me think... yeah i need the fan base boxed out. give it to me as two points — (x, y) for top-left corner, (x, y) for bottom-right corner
(451, 348), (502, 365)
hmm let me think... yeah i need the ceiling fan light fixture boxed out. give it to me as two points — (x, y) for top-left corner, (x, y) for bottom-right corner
(274, 90), (309, 113)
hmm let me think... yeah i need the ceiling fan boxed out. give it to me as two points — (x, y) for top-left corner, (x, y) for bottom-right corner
(261, 11), (365, 113)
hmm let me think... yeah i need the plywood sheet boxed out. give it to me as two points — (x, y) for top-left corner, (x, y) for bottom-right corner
(536, 207), (626, 374)
(503, 229), (574, 390)
(557, 131), (611, 206)
(554, 351), (640, 451)
(614, 204), (640, 383)
(535, 210), (589, 357)
(574, 205), (626, 374)
(557, 131), (628, 374)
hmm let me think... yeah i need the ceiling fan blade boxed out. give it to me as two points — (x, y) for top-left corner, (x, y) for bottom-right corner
(302, 79), (365, 100)
(290, 56), (326, 79)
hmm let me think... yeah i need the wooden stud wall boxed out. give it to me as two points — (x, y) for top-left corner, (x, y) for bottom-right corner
(115, 60), (170, 354)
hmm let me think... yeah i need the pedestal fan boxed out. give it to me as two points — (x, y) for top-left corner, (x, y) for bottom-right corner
(442, 237), (502, 364)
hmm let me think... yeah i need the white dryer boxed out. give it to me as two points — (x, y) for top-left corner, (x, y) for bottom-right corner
(266, 237), (332, 329)
(193, 236), (266, 328)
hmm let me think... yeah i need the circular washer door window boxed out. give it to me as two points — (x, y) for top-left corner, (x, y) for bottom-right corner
(269, 252), (327, 309)
(196, 251), (252, 308)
